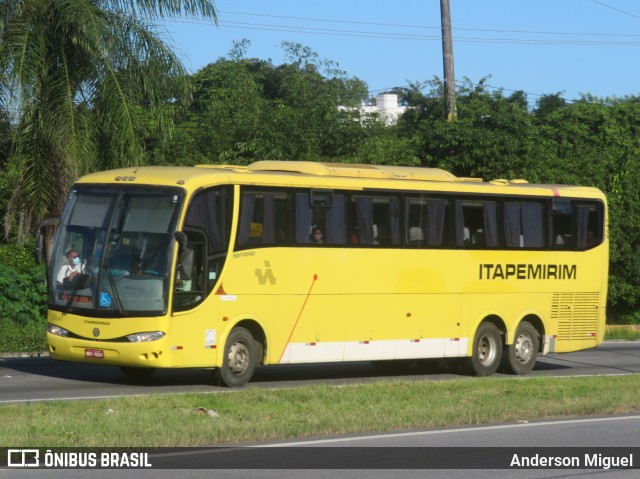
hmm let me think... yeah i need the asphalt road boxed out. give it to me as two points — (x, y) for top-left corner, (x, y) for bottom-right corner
(1, 341), (639, 403)
(3, 415), (640, 478)
(2, 342), (640, 478)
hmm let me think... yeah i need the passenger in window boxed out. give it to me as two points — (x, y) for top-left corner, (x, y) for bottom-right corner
(463, 227), (471, 245)
(586, 230), (596, 248)
(351, 227), (360, 245)
(309, 227), (324, 244)
(128, 259), (155, 278)
(408, 226), (424, 245)
(472, 229), (485, 245)
(130, 259), (145, 275)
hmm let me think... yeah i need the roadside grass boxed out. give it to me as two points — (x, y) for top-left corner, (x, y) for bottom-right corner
(2, 375), (640, 448)
(605, 325), (640, 341)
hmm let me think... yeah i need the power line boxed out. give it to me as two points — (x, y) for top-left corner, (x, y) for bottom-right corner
(590, 0), (640, 21)
(161, 16), (640, 46)
(218, 9), (640, 38)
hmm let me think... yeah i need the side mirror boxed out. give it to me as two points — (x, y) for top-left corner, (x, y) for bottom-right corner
(35, 217), (60, 264)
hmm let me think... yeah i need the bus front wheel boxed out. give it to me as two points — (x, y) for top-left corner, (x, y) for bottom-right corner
(467, 322), (502, 376)
(216, 327), (256, 387)
(501, 321), (539, 375)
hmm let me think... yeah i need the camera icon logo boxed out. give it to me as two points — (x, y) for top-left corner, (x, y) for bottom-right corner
(7, 449), (40, 468)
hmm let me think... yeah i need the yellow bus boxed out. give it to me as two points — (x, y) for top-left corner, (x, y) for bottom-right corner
(42, 161), (608, 386)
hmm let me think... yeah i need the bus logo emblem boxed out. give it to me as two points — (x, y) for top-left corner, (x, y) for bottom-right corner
(93, 328), (100, 337)
(255, 261), (276, 285)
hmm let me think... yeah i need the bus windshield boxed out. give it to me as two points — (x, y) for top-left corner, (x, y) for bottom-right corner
(50, 186), (183, 316)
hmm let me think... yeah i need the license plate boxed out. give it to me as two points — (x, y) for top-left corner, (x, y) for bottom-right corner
(85, 349), (105, 359)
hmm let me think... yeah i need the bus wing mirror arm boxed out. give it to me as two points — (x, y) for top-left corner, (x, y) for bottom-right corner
(35, 217), (60, 265)
(175, 231), (188, 255)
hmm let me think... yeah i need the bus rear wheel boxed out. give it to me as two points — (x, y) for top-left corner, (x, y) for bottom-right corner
(467, 322), (502, 376)
(216, 327), (256, 387)
(501, 321), (539, 375)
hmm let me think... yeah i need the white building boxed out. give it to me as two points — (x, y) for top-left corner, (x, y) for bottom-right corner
(338, 93), (407, 126)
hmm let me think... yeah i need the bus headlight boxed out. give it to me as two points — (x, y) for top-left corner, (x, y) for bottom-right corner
(48, 323), (70, 337)
(127, 331), (165, 342)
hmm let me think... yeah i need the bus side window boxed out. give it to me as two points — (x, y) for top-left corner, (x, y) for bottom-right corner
(504, 201), (545, 248)
(295, 190), (347, 245)
(576, 203), (602, 249)
(551, 199), (573, 249)
(351, 194), (400, 247)
(455, 199), (498, 248)
(177, 247), (194, 287)
(238, 189), (292, 249)
(404, 195), (450, 248)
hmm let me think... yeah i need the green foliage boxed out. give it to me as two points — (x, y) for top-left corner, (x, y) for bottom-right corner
(4, 33), (640, 329)
(0, 0), (218, 241)
(0, 249), (48, 351)
(0, 314), (47, 352)
(146, 40), (370, 165)
(392, 79), (640, 322)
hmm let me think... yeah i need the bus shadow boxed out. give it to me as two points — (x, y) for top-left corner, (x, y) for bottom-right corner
(1, 356), (574, 392)
(249, 358), (567, 384)
(0, 357), (217, 387)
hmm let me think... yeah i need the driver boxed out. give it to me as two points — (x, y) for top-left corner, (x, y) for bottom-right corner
(56, 249), (85, 288)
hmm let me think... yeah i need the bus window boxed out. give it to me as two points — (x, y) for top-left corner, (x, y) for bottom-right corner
(238, 189), (292, 248)
(295, 190), (347, 245)
(175, 186), (233, 311)
(404, 195), (450, 247)
(504, 201), (545, 248)
(551, 199), (573, 248)
(173, 228), (206, 311)
(455, 199), (499, 248)
(576, 202), (603, 249)
(351, 194), (401, 247)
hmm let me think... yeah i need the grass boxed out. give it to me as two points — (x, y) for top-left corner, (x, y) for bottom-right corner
(605, 325), (640, 341)
(2, 375), (640, 448)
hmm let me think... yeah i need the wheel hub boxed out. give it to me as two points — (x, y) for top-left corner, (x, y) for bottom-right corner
(514, 334), (533, 364)
(228, 342), (250, 374)
(478, 334), (497, 365)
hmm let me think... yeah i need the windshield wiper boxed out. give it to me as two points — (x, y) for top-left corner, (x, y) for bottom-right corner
(103, 262), (126, 317)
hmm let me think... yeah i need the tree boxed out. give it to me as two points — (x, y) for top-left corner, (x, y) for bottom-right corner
(532, 97), (640, 321)
(397, 77), (536, 179)
(0, 0), (217, 242)
(150, 41), (370, 166)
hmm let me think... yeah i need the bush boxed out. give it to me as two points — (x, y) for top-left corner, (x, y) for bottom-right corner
(0, 243), (48, 352)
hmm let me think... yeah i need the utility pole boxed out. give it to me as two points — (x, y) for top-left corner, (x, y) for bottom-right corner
(440, 0), (457, 121)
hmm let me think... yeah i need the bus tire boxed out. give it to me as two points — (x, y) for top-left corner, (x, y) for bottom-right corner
(501, 321), (539, 375)
(467, 322), (502, 376)
(216, 327), (256, 387)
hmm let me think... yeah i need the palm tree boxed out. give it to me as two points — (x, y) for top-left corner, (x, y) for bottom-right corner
(0, 0), (217, 242)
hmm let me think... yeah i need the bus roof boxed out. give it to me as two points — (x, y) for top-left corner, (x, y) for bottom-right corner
(74, 161), (605, 200)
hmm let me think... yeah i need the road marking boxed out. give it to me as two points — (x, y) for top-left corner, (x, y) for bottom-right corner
(257, 414), (640, 447)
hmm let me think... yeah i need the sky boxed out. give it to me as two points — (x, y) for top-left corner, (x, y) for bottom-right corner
(160, 0), (640, 105)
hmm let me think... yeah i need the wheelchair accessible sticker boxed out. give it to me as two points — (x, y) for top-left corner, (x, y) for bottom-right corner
(99, 293), (111, 308)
